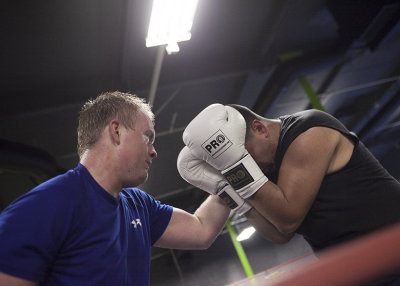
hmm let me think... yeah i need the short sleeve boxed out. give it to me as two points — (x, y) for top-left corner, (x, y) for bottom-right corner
(147, 196), (173, 244)
(0, 185), (74, 282)
(124, 189), (173, 245)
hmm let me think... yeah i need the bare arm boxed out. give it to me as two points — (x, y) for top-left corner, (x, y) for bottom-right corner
(249, 127), (349, 233)
(154, 195), (231, 249)
(245, 208), (294, 244)
(0, 272), (37, 286)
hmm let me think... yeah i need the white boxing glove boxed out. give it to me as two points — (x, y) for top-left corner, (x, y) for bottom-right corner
(183, 104), (268, 199)
(177, 146), (252, 215)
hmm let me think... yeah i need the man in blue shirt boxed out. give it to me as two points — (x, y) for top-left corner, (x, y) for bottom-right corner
(0, 92), (235, 286)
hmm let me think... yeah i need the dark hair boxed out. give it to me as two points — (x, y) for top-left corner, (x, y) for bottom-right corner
(227, 104), (264, 139)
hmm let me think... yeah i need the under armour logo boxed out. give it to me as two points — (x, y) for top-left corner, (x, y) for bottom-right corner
(131, 219), (142, 228)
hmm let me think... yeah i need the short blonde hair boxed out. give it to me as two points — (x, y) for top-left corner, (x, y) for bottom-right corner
(77, 91), (154, 158)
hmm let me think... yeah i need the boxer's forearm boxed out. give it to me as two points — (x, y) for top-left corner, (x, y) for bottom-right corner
(245, 208), (294, 244)
(248, 184), (302, 234)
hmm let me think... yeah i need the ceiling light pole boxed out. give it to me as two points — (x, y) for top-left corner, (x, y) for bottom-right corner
(148, 45), (166, 107)
(145, 0), (198, 106)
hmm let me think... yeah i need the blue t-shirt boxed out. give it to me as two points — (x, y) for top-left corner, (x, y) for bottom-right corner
(0, 164), (173, 285)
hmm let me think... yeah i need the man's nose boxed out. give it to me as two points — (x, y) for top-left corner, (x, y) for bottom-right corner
(150, 146), (157, 159)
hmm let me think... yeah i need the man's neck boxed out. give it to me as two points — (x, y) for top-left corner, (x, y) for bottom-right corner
(80, 151), (122, 198)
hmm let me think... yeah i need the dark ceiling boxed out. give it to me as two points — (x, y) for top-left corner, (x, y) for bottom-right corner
(1, 0), (400, 233)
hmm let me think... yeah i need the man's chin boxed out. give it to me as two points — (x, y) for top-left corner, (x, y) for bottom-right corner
(142, 174), (149, 184)
(137, 174), (149, 186)
(126, 173), (148, 188)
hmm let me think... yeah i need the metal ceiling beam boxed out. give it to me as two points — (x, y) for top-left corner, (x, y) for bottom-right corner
(252, 41), (354, 115)
(252, 1), (400, 116)
(353, 79), (400, 141)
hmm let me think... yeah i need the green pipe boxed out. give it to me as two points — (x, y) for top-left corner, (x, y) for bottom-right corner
(226, 220), (254, 277)
(278, 51), (325, 112)
(298, 76), (326, 111)
(278, 50), (303, 62)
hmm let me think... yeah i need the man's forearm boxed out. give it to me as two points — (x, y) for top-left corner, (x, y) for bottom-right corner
(0, 272), (37, 286)
(245, 207), (294, 244)
(247, 180), (307, 233)
(194, 195), (231, 241)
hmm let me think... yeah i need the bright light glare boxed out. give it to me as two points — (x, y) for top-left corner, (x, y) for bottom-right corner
(237, 227), (256, 242)
(146, 0), (199, 48)
(166, 42), (180, 54)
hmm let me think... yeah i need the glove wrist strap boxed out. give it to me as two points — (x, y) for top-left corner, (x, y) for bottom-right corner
(217, 185), (252, 215)
(221, 154), (268, 199)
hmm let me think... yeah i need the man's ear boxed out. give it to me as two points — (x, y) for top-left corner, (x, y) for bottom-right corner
(251, 120), (268, 137)
(109, 119), (121, 144)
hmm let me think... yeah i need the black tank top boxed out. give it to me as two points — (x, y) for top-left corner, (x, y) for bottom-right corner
(275, 109), (400, 251)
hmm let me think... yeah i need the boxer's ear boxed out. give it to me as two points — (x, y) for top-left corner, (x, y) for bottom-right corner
(251, 120), (268, 137)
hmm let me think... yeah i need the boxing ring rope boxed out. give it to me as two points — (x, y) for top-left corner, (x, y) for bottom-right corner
(242, 223), (400, 286)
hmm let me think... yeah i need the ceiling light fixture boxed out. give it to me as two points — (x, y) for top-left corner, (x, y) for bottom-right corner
(146, 0), (198, 54)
